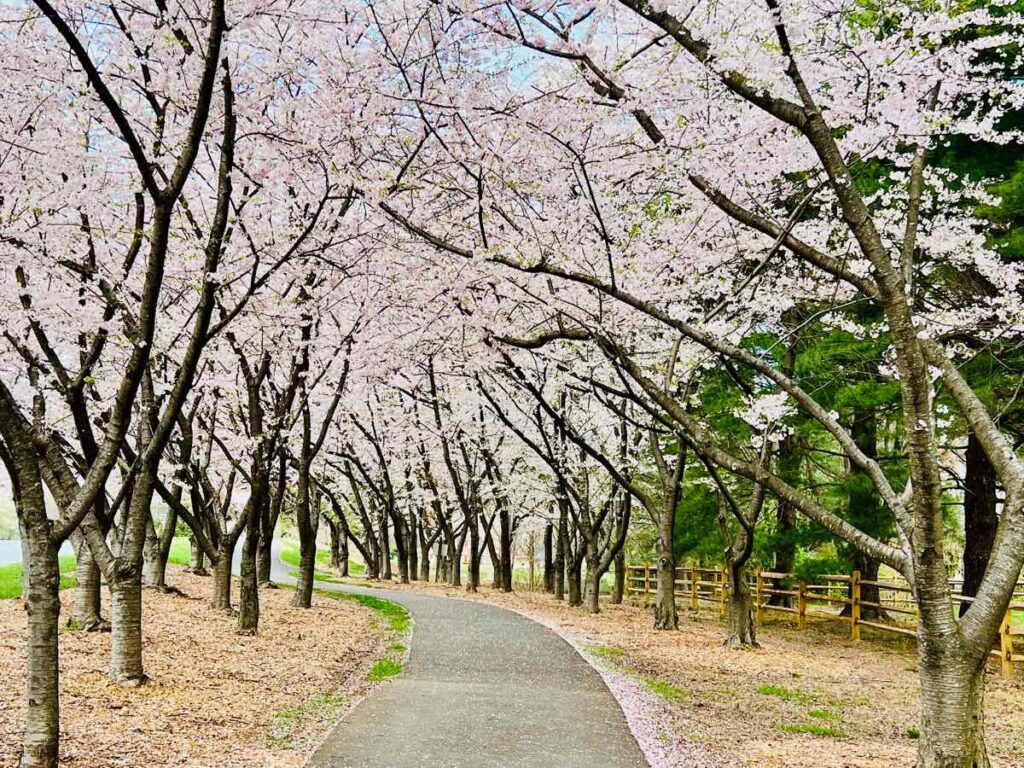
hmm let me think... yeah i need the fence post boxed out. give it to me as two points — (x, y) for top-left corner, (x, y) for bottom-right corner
(755, 571), (764, 625)
(643, 563), (651, 606)
(797, 580), (807, 630)
(1000, 609), (1014, 679)
(720, 567), (729, 616)
(690, 568), (699, 611)
(851, 569), (861, 641)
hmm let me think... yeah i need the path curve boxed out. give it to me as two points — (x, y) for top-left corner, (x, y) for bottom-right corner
(308, 582), (649, 768)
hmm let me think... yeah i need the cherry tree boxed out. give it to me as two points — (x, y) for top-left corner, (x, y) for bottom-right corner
(367, 0), (1024, 763)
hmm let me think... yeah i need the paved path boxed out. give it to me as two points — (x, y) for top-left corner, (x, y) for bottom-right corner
(308, 583), (648, 768)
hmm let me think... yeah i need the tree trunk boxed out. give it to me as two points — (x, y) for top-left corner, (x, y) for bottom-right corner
(380, 511), (392, 581)
(611, 547), (625, 605)
(142, 514), (165, 588)
(418, 522), (432, 581)
(724, 561), (758, 648)
(291, 457), (318, 608)
(451, 528), (465, 587)
(769, 498), (797, 607)
(211, 542), (234, 611)
(654, 510), (679, 630)
(109, 578), (146, 685)
(917, 657), (989, 768)
(467, 508), (480, 593)
(189, 536), (209, 576)
(70, 535), (106, 631)
(435, 538), (445, 582)
(237, 520), (260, 635)
(339, 530), (349, 577)
(526, 530), (537, 591)
(844, 407), (887, 619)
(19, 519), (31, 601)
(109, 452), (154, 686)
(499, 507), (513, 592)
(543, 523), (554, 593)
(961, 431), (998, 616)
(582, 540), (600, 614)
(771, 334), (799, 608)
(391, 513), (410, 584)
(364, 541), (380, 580)
(256, 528), (273, 585)
(408, 513), (419, 581)
(553, 516), (565, 601)
(327, 517), (342, 571)
(485, 519), (502, 589)
(292, 540), (315, 609)
(21, 535), (61, 768)
(855, 554), (884, 620)
(567, 554), (583, 607)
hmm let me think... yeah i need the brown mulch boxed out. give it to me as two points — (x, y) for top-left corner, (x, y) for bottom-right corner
(348, 576), (1024, 768)
(0, 568), (387, 768)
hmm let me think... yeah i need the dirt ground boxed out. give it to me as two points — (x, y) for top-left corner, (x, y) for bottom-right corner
(0, 568), (388, 768)
(347, 576), (1024, 768)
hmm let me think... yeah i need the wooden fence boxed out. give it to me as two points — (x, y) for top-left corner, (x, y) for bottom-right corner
(626, 564), (1024, 679)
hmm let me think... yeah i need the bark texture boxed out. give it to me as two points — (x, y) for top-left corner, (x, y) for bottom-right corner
(109, 579), (147, 685)
(21, 538), (62, 768)
(70, 536), (106, 631)
(918, 655), (989, 768)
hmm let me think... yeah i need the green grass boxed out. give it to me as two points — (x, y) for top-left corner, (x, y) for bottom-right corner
(780, 723), (847, 738)
(643, 675), (688, 703)
(290, 569), (344, 584)
(320, 591), (410, 633)
(756, 684), (812, 703)
(280, 542), (365, 576)
(168, 537), (192, 566)
(314, 589), (409, 685)
(280, 542), (331, 568)
(367, 658), (404, 682)
(1, 537), (193, 600)
(314, 587), (410, 686)
(809, 709), (841, 721)
(907, 727), (921, 739)
(587, 644), (628, 661)
(0, 555), (78, 599)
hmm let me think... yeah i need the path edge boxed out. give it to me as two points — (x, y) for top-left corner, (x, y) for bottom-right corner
(343, 582), (703, 768)
(277, 581), (416, 768)
(483, 599), (707, 768)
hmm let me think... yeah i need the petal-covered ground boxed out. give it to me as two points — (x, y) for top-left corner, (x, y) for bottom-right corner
(0, 569), (389, 768)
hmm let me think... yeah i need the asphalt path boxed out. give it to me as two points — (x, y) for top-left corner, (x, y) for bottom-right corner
(307, 581), (648, 768)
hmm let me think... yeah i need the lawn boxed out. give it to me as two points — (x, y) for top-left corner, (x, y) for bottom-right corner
(168, 536), (193, 566)
(280, 541), (365, 575)
(0, 555), (77, 600)
(0, 537), (193, 600)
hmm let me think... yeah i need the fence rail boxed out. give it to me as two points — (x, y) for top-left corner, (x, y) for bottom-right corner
(626, 565), (1024, 679)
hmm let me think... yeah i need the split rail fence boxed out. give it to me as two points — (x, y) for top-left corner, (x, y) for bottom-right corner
(626, 564), (1024, 679)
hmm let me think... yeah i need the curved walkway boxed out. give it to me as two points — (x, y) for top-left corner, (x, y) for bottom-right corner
(308, 582), (648, 768)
